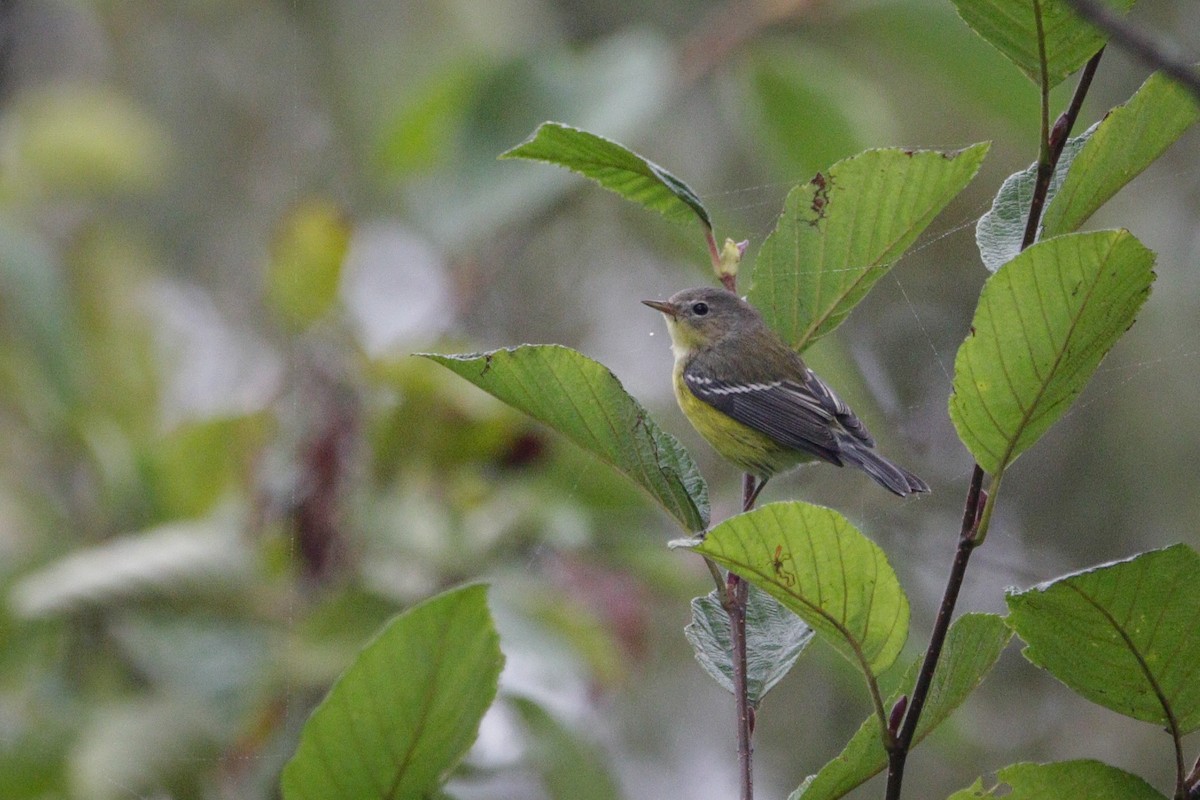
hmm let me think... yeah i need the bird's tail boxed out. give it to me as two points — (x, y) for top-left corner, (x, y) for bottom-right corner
(839, 441), (930, 497)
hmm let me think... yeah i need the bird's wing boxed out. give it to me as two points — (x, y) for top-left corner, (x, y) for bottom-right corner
(797, 368), (875, 448)
(682, 366), (843, 464)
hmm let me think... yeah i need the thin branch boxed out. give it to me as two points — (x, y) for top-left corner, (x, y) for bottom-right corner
(726, 573), (753, 800)
(1063, 0), (1200, 103)
(1055, 49), (1103, 161)
(726, 472), (762, 800)
(970, 472), (1003, 547)
(883, 465), (984, 799)
(885, 45), (1105, 799)
(1021, 49), (1105, 251)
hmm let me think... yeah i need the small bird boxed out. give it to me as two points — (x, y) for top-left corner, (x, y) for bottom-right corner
(643, 287), (929, 502)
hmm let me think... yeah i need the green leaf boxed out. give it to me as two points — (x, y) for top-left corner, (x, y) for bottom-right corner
(266, 199), (350, 330)
(1006, 544), (1200, 733)
(687, 502), (908, 676)
(109, 615), (270, 706)
(0, 221), (78, 403)
(947, 760), (1168, 799)
(8, 84), (174, 194)
(747, 144), (988, 351)
(742, 50), (870, 179)
(949, 230), (1154, 474)
(972, 63), (1198, 269)
(145, 414), (267, 519)
(1043, 70), (1200, 237)
(280, 585), (503, 800)
(948, 0), (1134, 88)
(947, 778), (988, 799)
(845, 3), (1041, 131)
(511, 697), (621, 800)
(71, 696), (223, 800)
(976, 134), (1088, 272)
(0, 714), (69, 800)
(420, 346), (709, 531)
(500, 122), (712, 230)
(685, 585), (814, 707)
(8, 516), (253, 618)
(377, 62), (477, 177)
(792, 613), (1012, 800)
(406, 33), (675, 249)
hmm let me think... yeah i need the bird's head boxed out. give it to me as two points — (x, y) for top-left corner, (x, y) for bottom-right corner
(642, 287), (762, 357)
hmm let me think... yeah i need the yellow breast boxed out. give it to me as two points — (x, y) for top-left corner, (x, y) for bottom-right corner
(671, 359), (809, 479)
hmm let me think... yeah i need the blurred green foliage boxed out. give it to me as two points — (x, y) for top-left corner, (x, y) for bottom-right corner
(1, 1), (1198, 799)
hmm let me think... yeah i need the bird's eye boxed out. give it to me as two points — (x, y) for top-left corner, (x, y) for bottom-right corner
(691, 302), (709, 316)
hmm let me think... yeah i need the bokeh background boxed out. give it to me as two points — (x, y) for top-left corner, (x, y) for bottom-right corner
(2, 1), (1199, 798)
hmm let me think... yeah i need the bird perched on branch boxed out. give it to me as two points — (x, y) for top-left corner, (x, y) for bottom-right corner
(643, 287), (929, 503)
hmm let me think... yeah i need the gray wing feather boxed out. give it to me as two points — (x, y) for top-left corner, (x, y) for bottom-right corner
(683, 362), (929, 497)
(799, 368), (875, 447)
(683, 369), (843, 464)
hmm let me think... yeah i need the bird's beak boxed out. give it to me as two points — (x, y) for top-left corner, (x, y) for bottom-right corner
(642, 299), (679, 319)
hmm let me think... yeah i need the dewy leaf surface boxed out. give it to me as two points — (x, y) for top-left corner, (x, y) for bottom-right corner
(280, 584), (503, 800)
(747, 144), (987, 351)
(688, 502), (908, 676)
(949, 0), (1134, 88)
(1007, 544), (1200, 733)
(421, 345), (709, 531)
(685, 585), (814, 707)
(792, 613), (1011, 800)
(501, 121), (712, 229)
(947, 759), (1168, 799)
(1043, 69), (1200, 237)
(949, 230), (1154, 474)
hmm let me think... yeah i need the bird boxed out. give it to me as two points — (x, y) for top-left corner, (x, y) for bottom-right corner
(642, 286), (929, 503)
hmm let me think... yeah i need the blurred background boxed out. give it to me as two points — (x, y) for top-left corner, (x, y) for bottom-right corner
(1, 1), (1198, 798)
